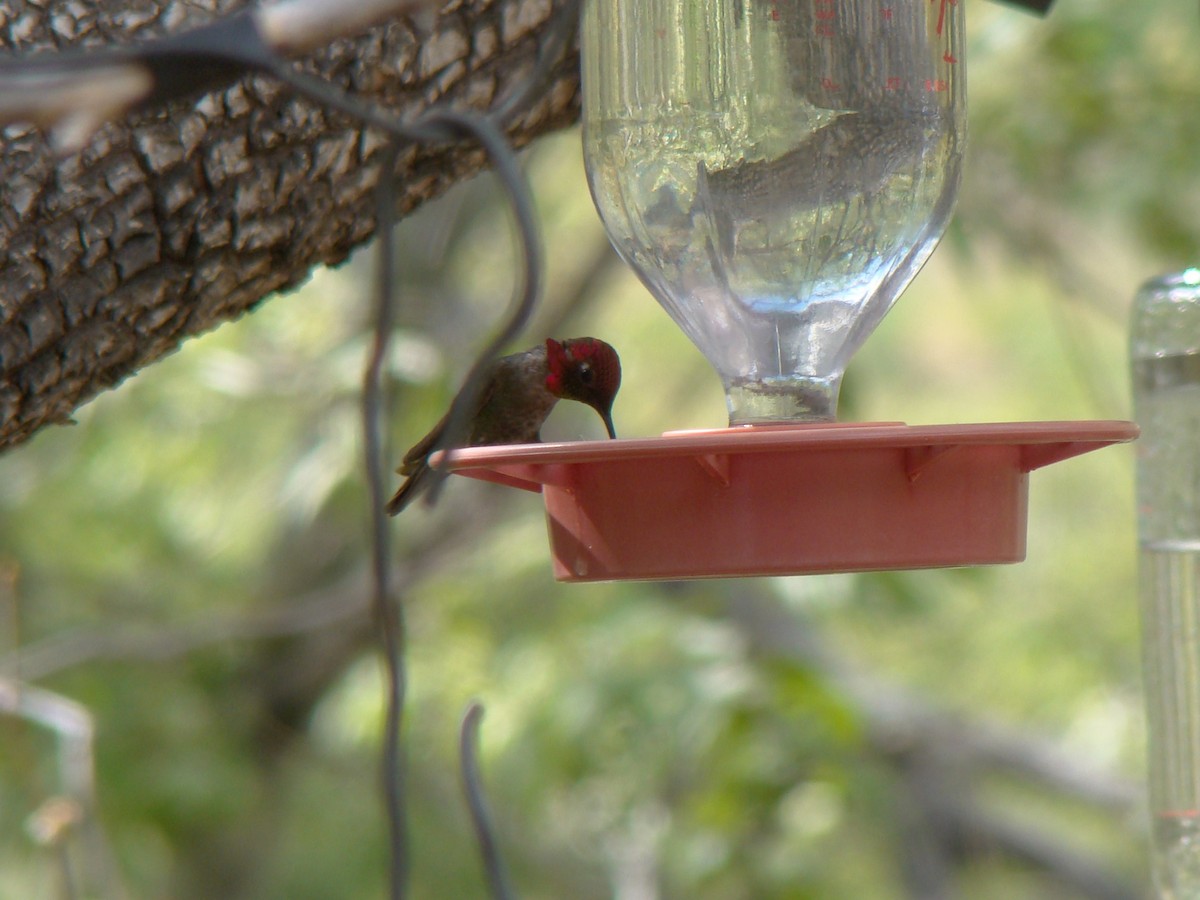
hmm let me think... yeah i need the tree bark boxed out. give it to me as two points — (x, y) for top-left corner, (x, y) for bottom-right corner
(0, 0), (582, 452)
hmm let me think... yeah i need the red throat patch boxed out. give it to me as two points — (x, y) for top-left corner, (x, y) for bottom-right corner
(544, 338), (567, 393)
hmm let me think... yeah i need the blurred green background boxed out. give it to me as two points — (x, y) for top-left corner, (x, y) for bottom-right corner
(2, 0), (1197, 896)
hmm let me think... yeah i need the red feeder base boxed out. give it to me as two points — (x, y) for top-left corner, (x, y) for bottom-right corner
(437, 421), (1138, 582)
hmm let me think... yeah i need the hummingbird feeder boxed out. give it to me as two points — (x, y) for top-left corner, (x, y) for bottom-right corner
(440, 0), (1136, 581)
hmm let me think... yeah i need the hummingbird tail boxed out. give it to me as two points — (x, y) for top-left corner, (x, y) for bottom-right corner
(385, 462), (428, 516)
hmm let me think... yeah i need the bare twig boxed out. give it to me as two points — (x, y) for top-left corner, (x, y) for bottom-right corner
(257, 0), (438, 55)
(0, 679), (127, 900)
(0, 63), (152, 153)
(0, 0), (438, 152)
(0, 680), (94, 806)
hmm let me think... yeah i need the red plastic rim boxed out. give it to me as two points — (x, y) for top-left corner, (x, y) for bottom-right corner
(435, 421), (1138, 582)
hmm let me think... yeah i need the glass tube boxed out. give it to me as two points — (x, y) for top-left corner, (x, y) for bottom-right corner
(1132, 268), (1200, 897)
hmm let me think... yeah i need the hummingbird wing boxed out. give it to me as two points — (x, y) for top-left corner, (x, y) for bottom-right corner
(397, 413), (449, 475)
(385, 417), (446, 515)
(385, 459), (430, 515)
(387, 372), (501, 515)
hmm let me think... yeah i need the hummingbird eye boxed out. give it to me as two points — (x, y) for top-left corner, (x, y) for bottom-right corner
(578, 363), (594, 384)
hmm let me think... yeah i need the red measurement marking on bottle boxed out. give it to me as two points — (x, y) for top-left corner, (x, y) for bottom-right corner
(885, 76), (903, 91)
(881, 7), (893, 20)
(932, 0), (958, 37)
(924, 78), (949, 92)
(814, 0), (835, 37)
(768, 0), (781, 21)
(821, 77), (841, 92)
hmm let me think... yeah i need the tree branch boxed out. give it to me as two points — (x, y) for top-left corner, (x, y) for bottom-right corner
(0, 0), (582, 452)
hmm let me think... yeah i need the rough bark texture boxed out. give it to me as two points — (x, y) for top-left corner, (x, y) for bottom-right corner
(0, 0), (582, 452)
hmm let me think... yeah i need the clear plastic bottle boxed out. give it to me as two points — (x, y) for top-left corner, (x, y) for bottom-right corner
(582, 0), (965, 423)
(1132, 268), (1200, 897)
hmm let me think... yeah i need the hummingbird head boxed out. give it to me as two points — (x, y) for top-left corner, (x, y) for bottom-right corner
(545, 337), (621, 439)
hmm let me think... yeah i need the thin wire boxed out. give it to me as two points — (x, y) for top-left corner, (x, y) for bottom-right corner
(416, 108), (544, 504)
(459, 703), (516, 900)
(363, 144), (409, 899)
(261, 59), (546, 504)
(262, 30), (548, 899)
(258, 9), (568, 890)
(487, 0), (580, 127)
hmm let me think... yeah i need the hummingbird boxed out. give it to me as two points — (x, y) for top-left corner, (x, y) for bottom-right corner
(386, 337), (621, 515)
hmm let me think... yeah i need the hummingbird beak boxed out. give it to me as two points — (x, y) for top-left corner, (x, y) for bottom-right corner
(595, 404), (617, 440)
(585, 403), (614, 441)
